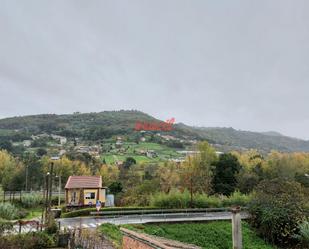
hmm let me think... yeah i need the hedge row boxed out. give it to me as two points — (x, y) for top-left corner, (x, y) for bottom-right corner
(61, 206), (158, 218)
(150, 190), (252, 209)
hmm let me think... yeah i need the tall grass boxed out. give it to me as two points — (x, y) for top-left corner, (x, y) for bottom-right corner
(0, 203), (19, 220)
(20, 193), (43, 208)
(222, 191), (252, 207)
(150, 190), (251, 209)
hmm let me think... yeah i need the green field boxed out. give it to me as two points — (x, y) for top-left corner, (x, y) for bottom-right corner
(101, 142), (182, 164)
(123, 221), (275, 249)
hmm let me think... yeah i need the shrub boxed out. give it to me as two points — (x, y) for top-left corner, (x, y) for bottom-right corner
(192, 194), (222, 208)
(0, 202), (19, 220)
(248, 179), (306, 247)
(0, 232), (54, 249)
(295, 220), (309, 247)
(20, 193), (43, 208)
(45, 215), (59, 235)
(0, 218), (13, 235)
(150, 190), (250, 209)
(150, 190), (191, 208)
(99, 223), (122, 248)
(222, 191), (252, 207)
(61, 206), (154, 218)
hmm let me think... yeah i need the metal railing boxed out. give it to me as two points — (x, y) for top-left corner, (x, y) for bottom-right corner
(90, 207), (236, 217)
(0, 190), (65, 202)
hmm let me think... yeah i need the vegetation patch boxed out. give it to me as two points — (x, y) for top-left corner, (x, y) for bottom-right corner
(150, 190), (251, 209)
(0, 231), (55, 249)
(124, 221), (275, 249)
(98, 223), (123, 248)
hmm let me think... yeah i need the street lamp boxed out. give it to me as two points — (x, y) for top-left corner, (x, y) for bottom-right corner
(48, 156), (60, 211)
(45, 156), (60, 227)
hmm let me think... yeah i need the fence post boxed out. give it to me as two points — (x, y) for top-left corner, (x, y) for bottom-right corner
(231, 207), (242, 249)
(19, 221), (22, 234)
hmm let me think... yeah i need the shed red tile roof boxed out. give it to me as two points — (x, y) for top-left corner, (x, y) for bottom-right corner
(65, 176), (104, 189)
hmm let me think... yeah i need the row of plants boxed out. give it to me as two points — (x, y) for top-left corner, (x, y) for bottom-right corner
(15, 193), (64, 208)
(61, 206), (165, 218)
(150, 190), (251, 209)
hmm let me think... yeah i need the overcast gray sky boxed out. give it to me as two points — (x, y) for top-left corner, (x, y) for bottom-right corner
(1, 1), (309, 139)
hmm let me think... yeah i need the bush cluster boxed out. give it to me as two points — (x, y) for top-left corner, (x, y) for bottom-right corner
(0, 232), (54, 249)
(61, 206), (155, 218)
(249, 179), (306, 247)
(20, 193), (43, 208)
(0, 218), (13, 234)
(150, 190), (251, 209)
(0, 202), (19, 220)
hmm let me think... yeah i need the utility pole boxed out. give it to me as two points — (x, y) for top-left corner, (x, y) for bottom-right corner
(48, 162), (54, 214)
(44, 172), (50, 226)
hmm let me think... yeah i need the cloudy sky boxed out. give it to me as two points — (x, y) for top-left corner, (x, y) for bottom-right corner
(1, 1), (309, 139)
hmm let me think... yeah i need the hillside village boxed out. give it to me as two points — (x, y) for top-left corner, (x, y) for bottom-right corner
(15, 130), (200, 166)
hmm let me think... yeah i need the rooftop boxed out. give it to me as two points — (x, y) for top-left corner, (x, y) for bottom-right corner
(65, 176), (104, 189)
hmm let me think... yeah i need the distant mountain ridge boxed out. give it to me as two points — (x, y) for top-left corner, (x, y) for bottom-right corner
(0, 110), (309, 152)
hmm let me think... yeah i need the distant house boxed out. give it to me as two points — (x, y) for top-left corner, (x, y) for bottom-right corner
(115, 160), (123, 166)
(51, 134), (67, 145)
(65, 176), (106, 207)
(146, 150), (157, 158)
(23, 140), (32, 147)
(115, 140), (123, 148)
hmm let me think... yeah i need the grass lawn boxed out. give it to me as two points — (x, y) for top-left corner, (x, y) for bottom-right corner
(122, 221), (276, 249)
(23, 207), (43, 220)
(99, 223), (123, 248)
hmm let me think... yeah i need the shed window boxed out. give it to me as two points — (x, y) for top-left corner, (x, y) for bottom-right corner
(85, 192), (95, 199)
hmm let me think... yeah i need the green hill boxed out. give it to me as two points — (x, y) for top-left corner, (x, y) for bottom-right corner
(0, 110), (309, 152)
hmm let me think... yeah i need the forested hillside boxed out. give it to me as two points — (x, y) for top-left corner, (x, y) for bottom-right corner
(0, 110), (309, 152)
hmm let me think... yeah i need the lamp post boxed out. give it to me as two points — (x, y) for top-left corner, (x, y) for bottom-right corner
(45, 156), (59, 226)
(47, 162), (54, 215)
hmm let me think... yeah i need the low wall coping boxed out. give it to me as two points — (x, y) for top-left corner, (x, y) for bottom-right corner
(120, 227), (201, 249)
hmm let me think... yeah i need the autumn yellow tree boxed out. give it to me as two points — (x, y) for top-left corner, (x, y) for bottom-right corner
(157, 161), (180, 193)
(179, 141), (217, 204)
(97, 164), (120, 187)
(0, 150), (24, 190)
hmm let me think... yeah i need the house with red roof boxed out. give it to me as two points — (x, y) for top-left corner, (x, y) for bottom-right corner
(65, 176), (107, 207)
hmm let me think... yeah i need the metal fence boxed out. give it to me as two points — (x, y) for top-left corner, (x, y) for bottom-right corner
(0, 190), (65, 202)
